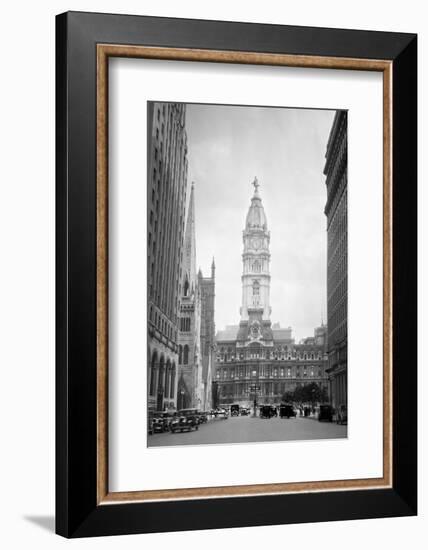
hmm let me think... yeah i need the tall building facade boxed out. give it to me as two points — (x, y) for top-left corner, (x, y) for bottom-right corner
(324, 111), (348, 409)
(214, 180), (328, 406)
(147, 102), (188, 412)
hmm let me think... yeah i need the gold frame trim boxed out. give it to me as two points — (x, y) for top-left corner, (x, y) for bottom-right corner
(96, 44), (393, 504)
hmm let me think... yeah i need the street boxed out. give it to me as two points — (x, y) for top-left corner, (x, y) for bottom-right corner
(149, 414), (347, 447)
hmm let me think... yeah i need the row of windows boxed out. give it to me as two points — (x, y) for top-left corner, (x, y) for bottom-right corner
(217, 351), (324, 362)
(178, 344), (189, 365)
(216, 365), (324, 380)
(217, 381), (328, 397)
(149, 364), (176, 398)
(148, 103), (188, 320)
(328, 295), (347, 344)
(325, 135), (347, 215)
(180, 317), (191, 332)
(149, 305), (177, 341)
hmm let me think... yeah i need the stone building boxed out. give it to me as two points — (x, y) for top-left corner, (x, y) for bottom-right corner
(214, 179), (328, 406)
(198, 259), (216, 411)
(324, 111), (348, 409)
(177, 184), (216, 410)
(147, 102), (188, 412)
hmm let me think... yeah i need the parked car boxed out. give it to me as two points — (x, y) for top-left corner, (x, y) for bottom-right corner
(152, 411), (172, 433)
(213, 407), (229, 419)
(240, 407), (250, 416)
(318, 404), (334, 422)
(230, 404), (240, 417)
(259, 405), (276, 419)
(279, 403), (296, 418)
(337, 404), (347, 425)
(198, 411), (208, 423)
(148, 415), (154, 435)
(171, 409), (200, 433)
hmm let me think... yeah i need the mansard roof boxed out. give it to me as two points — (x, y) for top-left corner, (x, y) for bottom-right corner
(216, 325), (239, 341)
(272, 327), (293, 341)
(216, 323), (296, 344)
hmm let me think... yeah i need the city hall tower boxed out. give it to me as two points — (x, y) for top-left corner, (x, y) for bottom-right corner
(239, 177), (272, 341)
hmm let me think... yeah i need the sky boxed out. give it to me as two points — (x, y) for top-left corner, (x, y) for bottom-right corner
(184, 103), (335, 341)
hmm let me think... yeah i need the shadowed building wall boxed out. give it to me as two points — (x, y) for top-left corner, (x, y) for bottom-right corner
(147, 102), (188, 412)
(324, 111), (348, 410)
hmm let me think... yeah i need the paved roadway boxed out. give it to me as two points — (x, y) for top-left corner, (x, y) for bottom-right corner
(148, 415), (347, 447)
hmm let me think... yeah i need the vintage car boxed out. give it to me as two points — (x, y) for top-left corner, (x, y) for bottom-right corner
(170, 409), (200, 433)
(240, 407), (250, 416)
(197, 411), (208, 423)
(148, 416), (154, 435)
(337, 404), (348, 425)
(152, 411), (172, 433)
(213, 407), (229, 419)
(318, 404), (334, 422)
(230, 404), (240, 417)
(259, 405), (276, 419)
(279, 403), (296, 418)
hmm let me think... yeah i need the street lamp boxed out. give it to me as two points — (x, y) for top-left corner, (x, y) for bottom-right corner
(247, 384), (260, 418)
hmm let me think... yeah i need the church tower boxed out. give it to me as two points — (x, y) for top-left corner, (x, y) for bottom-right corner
(239, 177), (272, 341)
(177, 182), (203, 409)
(182, 182), (197, 299)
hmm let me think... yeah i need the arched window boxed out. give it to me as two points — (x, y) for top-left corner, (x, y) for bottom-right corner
(165, 361), (171, 397)
(183, 345), (189, 365)
(158, 356), (165, 392)
(149, 351), (157, 396)
(178, 345), (182, 364)
(170, 365), (176, 398)
(183, 276), (189, 297)
(252, 280), (260, 295)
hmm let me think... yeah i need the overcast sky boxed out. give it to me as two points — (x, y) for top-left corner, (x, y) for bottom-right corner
(185, 103), (335, 341)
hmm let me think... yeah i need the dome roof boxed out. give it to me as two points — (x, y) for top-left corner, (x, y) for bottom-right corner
(245, 185), (268, 230)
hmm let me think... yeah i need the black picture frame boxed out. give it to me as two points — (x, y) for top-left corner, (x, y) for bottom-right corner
(56, 11), (417, 538)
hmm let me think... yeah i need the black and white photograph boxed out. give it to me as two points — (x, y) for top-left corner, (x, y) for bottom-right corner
(147, 102), (348, 446)
(0, 0), (420, 545)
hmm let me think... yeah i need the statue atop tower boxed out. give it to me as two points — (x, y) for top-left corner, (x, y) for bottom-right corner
(252, 176), (260, 194)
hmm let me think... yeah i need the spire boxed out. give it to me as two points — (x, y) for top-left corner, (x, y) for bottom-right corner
(182, 182), (197, 295)
(245, 176), (267, 230)
(211, 257), (215, 279)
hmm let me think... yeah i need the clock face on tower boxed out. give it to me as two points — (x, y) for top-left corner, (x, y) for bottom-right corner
(252, 238), (261, 249)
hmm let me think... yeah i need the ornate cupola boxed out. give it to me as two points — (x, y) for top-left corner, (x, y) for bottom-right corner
(240, 177), (271, 337)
